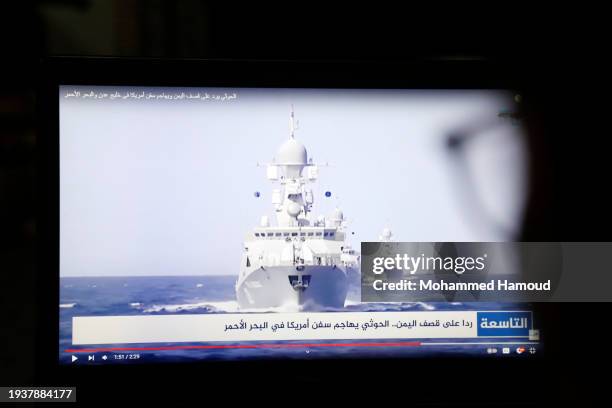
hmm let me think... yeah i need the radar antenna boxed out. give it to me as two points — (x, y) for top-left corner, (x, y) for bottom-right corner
(290, 104), (300, 139)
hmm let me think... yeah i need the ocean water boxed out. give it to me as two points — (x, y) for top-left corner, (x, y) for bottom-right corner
(59, 276), (536, 364)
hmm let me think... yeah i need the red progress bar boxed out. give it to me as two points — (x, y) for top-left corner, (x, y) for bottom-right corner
(66, 341), (421, 353)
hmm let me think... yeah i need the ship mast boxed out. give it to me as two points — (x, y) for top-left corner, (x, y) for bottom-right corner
(289, 104), (298, 139)
(264, 106), (317, 228)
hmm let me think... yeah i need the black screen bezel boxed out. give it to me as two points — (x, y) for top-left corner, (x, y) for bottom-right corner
(37, 57), (566, 403)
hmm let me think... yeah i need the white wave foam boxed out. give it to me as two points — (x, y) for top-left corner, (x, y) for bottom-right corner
(143, 300), (240, 314)
(141, 299), (438, 314)
(143, 300), (314, 314)
(417, 302), (436, 310)
(60, 303), (76, 308)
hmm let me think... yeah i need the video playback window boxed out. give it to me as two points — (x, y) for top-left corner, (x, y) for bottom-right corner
(59, 86), (539, 364)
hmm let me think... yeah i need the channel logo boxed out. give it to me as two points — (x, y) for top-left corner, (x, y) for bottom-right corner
(477, 312), (532, 337)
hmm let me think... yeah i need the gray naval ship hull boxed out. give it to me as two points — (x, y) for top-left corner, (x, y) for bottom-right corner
(236, 265), (348, 310)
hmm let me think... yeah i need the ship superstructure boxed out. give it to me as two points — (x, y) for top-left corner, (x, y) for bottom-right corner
(235, 108), (357, 309)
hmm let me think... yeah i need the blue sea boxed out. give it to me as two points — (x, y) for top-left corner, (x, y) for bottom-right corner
(59, 276), (538, 364)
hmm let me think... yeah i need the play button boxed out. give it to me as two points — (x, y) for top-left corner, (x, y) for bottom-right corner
(71, 355), (78, 363)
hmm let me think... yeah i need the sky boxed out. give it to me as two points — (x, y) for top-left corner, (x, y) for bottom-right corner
(59, 86), (526, 276)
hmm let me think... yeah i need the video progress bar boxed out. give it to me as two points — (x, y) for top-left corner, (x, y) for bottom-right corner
(66, 341), (423, 353)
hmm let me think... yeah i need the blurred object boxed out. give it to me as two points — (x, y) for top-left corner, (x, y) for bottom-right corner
(445, 102), (528, 240)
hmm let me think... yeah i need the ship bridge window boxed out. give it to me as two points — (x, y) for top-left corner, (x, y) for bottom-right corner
(329, 232), (335, 237)
(255, 233), (260, 237)
(291, 232), (298, 237)
(299, 232), (305, 236)
(246, 257), (251, 267)
(324, 232), (329, 237)
(316, 232), (322, 236)
(267, 233), (273, 237)
(283, 232), (290, 236)
(307, 232), (314, 236)
(275, 232), (282, 237)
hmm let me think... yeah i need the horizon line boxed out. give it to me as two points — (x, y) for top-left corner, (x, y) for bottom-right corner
(60, 274), (238, 278)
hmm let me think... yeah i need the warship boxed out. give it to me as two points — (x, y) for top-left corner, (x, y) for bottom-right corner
(235, 108), (359, 309)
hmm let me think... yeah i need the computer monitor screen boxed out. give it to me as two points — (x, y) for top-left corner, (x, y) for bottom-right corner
(58, 85), (540, 364)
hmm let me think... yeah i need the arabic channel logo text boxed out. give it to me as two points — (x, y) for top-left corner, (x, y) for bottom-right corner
(476, 311), (531, 337)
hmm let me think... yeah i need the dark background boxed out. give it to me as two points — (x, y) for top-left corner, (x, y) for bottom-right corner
(1, 2), (609, 405)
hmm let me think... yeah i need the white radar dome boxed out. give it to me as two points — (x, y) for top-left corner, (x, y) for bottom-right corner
(276, 138), (308, 165)
(287, 201), (302, 217)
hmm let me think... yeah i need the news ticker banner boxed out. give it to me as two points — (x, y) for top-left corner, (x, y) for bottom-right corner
(71, 311), (537, 345)
(360, 242), (612, 302)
